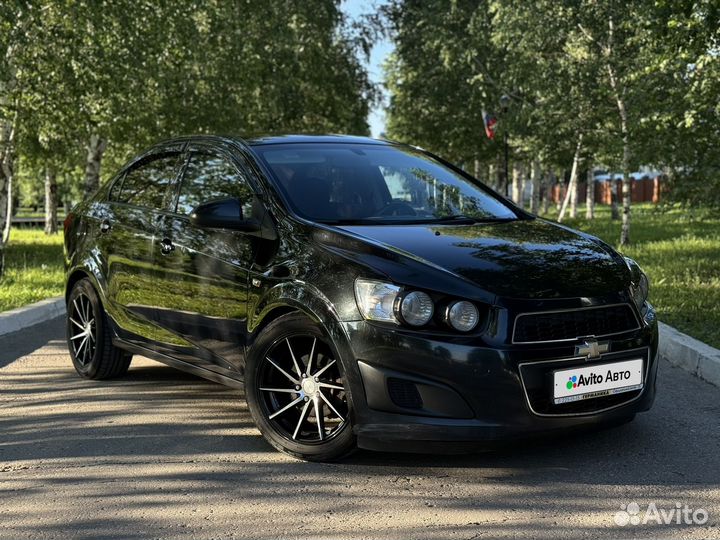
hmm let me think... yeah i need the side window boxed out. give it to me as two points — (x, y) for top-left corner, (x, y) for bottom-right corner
(108, 173), (124, 202)
(176, 151), (254, 216)
(115, 153), (182, 209)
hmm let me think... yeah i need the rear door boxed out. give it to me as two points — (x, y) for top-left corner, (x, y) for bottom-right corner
(151, 144), (258, 375)
(102, 146), (185, 348)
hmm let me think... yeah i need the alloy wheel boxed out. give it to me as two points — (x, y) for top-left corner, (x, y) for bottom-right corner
(68, 293), (97, 366)
(258, 335), (348, 443)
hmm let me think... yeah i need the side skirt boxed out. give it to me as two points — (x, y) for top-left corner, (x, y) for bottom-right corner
(112, 337), (245, 390)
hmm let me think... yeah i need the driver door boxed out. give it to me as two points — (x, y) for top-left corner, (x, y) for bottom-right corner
(151, 144), (258, 376)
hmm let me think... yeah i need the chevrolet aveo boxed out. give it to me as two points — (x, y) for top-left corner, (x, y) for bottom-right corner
(63, 135), (657, 461)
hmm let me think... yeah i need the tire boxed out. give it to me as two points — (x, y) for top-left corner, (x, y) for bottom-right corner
(245, 313), (356, 461)
(66, 278), (132, 380)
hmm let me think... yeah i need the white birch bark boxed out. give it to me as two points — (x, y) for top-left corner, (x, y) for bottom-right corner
(558, 134), (583, 222)
(585, 158), (595, 219)
(530, 160), (541, 214)
(606, 16), (632, 244)
(44, 166), (58, 234)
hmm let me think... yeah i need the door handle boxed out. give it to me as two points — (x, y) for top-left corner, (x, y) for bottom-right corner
(160, 238), (175, 255)
(100, 220), (111, 234)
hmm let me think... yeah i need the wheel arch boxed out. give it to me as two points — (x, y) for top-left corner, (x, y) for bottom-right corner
(247, 282), (353, 354)
(65, 264), (107, 304)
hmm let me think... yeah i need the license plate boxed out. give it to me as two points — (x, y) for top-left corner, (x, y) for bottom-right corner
(553, 358), (644, 404)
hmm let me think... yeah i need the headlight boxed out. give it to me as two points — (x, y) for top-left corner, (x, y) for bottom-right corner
(399, 291), (434, 326)
(447, 300), (479, 332)
(631, 272), (649, 311)
(354, 279), (400, 323)
(624, 257), (649, 312)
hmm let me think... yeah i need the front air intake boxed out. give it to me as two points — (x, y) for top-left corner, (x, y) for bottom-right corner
(387, 378), (423, 409)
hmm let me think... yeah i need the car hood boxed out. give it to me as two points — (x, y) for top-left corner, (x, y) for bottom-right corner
(337, 219), (630, 299)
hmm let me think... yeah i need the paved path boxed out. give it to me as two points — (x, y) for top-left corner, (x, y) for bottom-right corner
(1, 318), (718, 539)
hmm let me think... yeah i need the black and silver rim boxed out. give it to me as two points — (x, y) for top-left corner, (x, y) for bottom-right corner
(69, 294), (97, 366)
(258, 335), (348, 443)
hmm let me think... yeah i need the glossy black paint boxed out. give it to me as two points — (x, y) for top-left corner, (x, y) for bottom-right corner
(190, 198), (262, 232)
(64, 134), (659, 452)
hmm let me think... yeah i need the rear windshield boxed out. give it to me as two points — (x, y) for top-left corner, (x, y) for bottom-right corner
(253, 143), (517, 224)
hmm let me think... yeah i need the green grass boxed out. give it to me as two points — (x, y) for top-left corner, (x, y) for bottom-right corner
(545, 203), (720, 349)
(1, 205), (718, 349)
(0, 228), (65, 312)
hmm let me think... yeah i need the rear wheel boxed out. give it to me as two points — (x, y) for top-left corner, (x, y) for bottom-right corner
(245, 313), (355, 461)
(67, 278), (132, 379)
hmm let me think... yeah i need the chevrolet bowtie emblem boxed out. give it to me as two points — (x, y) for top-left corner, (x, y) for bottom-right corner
(575, 338), (609, 359)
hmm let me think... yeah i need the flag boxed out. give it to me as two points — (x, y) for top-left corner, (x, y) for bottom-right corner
(482, 110), (497, 140)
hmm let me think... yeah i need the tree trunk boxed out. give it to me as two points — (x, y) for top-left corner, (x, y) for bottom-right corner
(44, 166), (58, 235)
(530, 160), (541, 214)
(585, 158), (595, 219)
(84, 133), (107, 197)
(610, 174), (620, 219)
(0, 118), (16, 277)
(558, 134), (583, 222)
(511, 162), (523, 207)
(606, 15), (631, 244)
(619, 135), (631, 244)
(541, 170), (553, 215)
(570, 166), (579, 219)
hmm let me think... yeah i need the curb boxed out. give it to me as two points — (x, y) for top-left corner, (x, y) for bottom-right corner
(658, 321), (720, 388)
(0, 297), (66, 338)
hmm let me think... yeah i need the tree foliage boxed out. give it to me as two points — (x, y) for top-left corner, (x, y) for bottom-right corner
(0, 0), (376, 221)
(384, 0), (720, 242)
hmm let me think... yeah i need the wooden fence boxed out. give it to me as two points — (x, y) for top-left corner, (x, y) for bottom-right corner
(551, 176), (664, 205)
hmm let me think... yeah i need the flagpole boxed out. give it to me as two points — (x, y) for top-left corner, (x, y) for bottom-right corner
(504, 131), (509, 197)
(500, 95), (512, 198)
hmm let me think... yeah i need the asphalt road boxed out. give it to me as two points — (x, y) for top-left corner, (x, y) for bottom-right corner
(1, 318), (719, 540)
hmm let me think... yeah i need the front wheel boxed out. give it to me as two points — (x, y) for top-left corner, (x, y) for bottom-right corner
(245, 313), (355, 461)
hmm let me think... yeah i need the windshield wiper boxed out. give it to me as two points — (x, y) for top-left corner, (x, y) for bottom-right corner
(431, 215), (516, 224)
(318, 215), (517, 226)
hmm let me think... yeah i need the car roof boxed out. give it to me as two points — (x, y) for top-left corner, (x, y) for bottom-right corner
(243, 134), (390, 146)
(151, 134), (394, 150)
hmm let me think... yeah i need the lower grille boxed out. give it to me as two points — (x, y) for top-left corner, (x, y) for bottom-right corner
(513, 304), (639, 344)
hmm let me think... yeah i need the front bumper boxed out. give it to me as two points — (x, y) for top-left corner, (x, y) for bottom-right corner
(336, 307), (659, 453)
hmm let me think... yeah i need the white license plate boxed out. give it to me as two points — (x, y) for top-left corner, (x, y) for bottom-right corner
(553, 358), (644, 404)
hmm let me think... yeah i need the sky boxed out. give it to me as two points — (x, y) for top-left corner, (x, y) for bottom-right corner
(342, 0), (393, 138)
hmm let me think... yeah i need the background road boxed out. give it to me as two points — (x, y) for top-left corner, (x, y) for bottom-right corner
(1, 318), (718, 540)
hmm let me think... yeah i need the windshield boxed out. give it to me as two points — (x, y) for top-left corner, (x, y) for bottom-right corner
(254, 143), (517, 224)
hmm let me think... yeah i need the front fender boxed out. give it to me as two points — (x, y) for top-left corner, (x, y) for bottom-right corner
(248, 280), (344, 335)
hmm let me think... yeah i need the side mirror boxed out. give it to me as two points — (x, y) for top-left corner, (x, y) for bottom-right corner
(189, 198), (261, 232)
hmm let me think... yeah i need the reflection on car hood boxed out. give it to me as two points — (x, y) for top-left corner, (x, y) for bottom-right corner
(337, 219), (630, 299)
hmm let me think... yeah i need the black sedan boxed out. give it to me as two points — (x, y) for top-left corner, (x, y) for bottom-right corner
(63, 134), (657, 461)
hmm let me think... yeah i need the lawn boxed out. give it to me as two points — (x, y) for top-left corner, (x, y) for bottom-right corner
(1, 205), (718, 349)
(0, 228), (65, 312)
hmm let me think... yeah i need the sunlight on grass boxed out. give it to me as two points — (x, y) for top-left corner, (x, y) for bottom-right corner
(0, 228), (64, 312)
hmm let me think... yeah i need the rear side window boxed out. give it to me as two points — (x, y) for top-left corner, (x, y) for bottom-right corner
(176, 151), (254, 216)
(113, 153), (182, 210)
